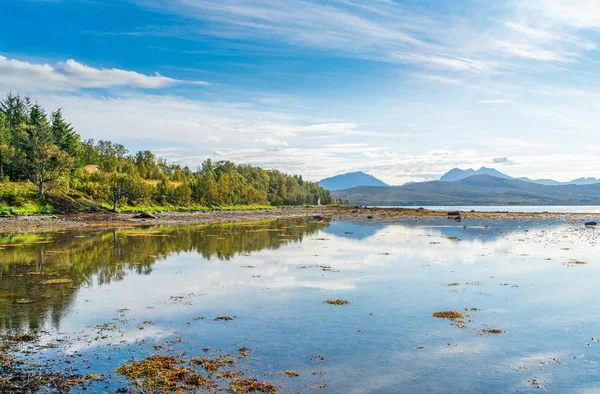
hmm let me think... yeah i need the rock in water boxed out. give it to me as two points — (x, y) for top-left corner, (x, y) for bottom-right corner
(134, 212), (155, 219)
(585, 221), (597, 226)
(313, 215), (325, 221)
(447, 211), (460, 217)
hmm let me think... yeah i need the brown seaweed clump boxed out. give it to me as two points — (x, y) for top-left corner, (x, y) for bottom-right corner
(322, 299), (350, 305)
(6, 334), (36, 342)
(115, 356), (207, 393)
(562, 260), (588, 266)
(0, 334), (102, 393)
(432, 311), (465, 319)
(278, 370), (299, 377)
(213, 316), (237, 322)
(115, 355), (208, 393)
(229, 378), (277, 393)
(115, 351), (281, 394)
(190, 356), (235, 374)
(480, 328), (504, 335)
(238, 347), (252, 358)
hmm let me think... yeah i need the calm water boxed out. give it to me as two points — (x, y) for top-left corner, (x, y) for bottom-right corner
(374, 205), (600, 213)
(1, 217), (600, 393)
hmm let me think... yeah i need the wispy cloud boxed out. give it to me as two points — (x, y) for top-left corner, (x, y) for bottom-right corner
(526, 0), (600, 29)
(254, 137), (289, 147)
(130, 0), (598, 77)
(411, 74), (462, 85)
(0, 56), (208, 92)
(479, 99), (510, 104)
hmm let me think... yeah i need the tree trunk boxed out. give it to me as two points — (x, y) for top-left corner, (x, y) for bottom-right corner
(38, 180), (44, 198)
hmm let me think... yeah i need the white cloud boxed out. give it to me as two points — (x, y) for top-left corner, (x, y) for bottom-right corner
(254, 137), (288, 147)
(495, 41), (572, 62)
(206, 135), (221, 143)
(479, 99), (510, 104)
(394, 54), (487, 72)
(131, 0), (600, 78)
(528, 0), (600, 29)
(411, 74), (462, 86)
(0, 56), (208, 92)
(295, 123), (391, 137)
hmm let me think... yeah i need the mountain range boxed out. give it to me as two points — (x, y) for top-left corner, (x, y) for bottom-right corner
(319, 167), (599, 191)
(318, 171), (388, 191)
(331, 175), (600, 206)
(441, 167), (600, 186)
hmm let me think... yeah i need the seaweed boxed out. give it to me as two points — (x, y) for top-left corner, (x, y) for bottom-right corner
(322, 299), (350, 305)
(432, 311), (464, 319)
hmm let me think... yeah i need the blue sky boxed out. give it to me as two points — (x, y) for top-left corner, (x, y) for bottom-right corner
(2, 0), (600, 184)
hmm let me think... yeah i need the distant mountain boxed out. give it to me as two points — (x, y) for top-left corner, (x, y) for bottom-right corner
(441, 167), (599, 186)
(441, 167), (512, 182)
(331, 175), (600, 206)
(318, 171), (388, 191)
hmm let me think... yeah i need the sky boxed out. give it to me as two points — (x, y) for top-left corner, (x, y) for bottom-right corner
(1, 0), (600, 185)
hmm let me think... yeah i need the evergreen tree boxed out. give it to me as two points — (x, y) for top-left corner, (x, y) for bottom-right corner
(0, 92), (333, 208)
(51, 109), (81, 162)
(22, 124), (74, 198)
(0, 113), (9, 180)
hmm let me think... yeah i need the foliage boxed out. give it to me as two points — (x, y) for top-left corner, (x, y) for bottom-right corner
(0, 93), (332, 211)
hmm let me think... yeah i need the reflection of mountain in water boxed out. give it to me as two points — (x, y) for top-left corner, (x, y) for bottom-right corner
(420, 217), (559, 242)
(0, 218), (328, 332)
(321, 221), (386, 240)
(324, 217), (552, 243)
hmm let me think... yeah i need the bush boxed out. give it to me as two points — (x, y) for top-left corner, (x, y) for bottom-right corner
(0, 183), (36, 206)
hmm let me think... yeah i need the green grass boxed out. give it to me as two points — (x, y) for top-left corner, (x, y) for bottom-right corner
(0, 204), (55, 216)
(0, 182), (318, 215)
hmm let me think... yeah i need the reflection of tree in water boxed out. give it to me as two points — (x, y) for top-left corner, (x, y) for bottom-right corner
(0, 218), (328, 332)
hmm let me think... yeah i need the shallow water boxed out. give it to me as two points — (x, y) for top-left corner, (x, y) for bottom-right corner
(1, 217), (600, 393)
(374, 205), (600, 213)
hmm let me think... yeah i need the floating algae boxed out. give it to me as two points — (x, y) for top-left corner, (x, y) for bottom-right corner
(480, 328), (505, 335)
(213, 316), (237, 322)
(432, 311), (464, 319)
(281, 370), (299, 377)
(190, 356), (235, 374)
(323, 299), (350, 305)
(115, 355), (208, 393)
(562, 259), (588, 266)
(238, 347), (252, 358)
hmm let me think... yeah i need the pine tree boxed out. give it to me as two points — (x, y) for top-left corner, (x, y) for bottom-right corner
(51, 109), (81, 162)
(0, 113), (9, 180)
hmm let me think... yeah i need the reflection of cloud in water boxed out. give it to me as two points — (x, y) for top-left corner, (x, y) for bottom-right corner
(63, 326), (170, 355)
(4, 218), (600, 392)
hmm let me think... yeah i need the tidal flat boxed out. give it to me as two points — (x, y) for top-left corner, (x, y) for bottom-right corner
(1, 215), (599, 393)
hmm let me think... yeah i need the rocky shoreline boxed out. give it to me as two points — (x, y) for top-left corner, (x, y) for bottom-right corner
(0, 207), (597, 233)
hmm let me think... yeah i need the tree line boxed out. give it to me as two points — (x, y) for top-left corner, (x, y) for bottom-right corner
(0, 93), (332, 210)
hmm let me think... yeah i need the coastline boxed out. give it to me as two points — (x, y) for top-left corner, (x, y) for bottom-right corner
(0, 207), (598, 233)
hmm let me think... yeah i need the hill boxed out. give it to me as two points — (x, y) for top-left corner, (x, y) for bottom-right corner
(0, 92), (332, 213)
(441, 167), (599, 186)
(331, 175), (600, 206)
(318, 171), (388, 191)
(441, 167), (512, 182)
